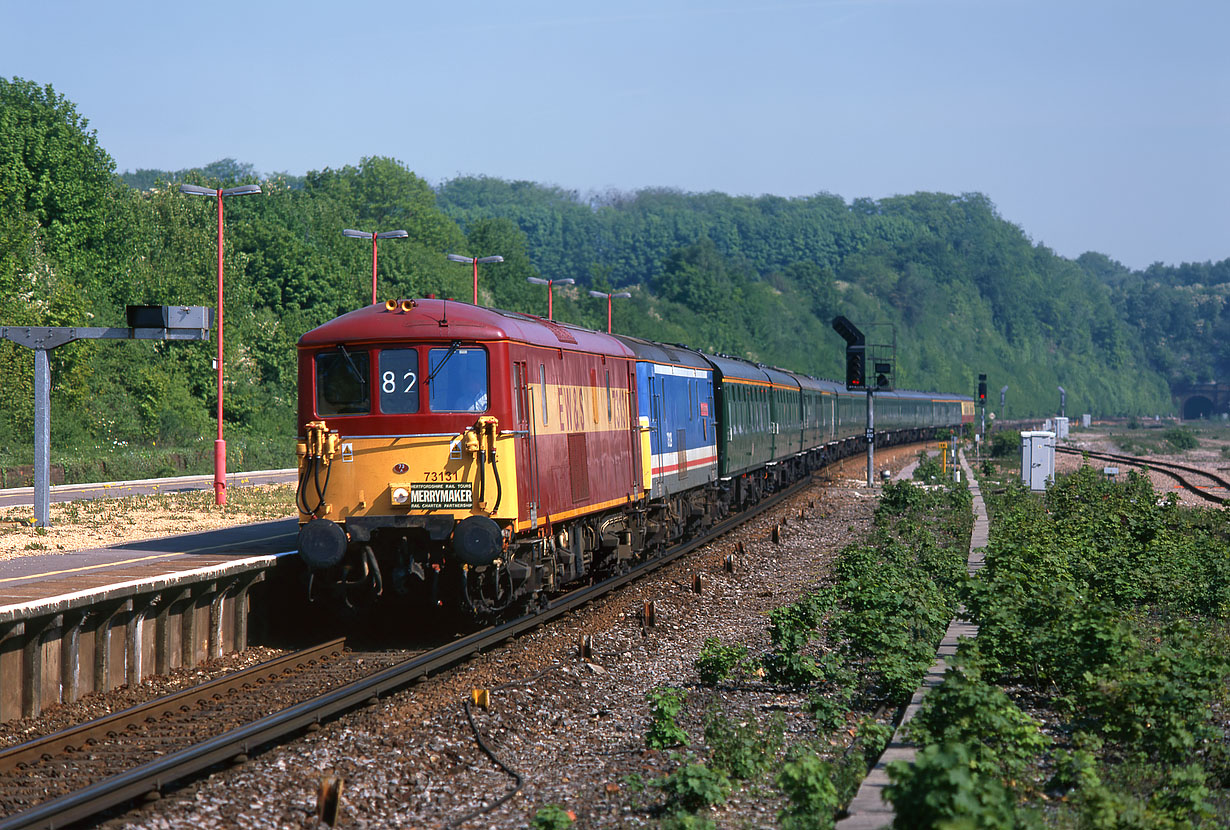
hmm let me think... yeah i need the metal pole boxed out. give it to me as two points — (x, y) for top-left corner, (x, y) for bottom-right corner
(214, 189), (227, 506)
(866, 389), (875, 487)
(34, 347), (50, 527)
(472, 258), (479, 304)
(371, 235), (378, 305)
(607, 294), (612, 333)
(547, 280), (554, 320)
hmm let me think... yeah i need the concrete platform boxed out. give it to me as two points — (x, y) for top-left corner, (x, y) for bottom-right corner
(0, 519), (298, 722)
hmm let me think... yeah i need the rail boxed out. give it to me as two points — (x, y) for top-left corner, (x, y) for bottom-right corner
(1055, 446), (1230, 505)
(0, 467), (824, 830)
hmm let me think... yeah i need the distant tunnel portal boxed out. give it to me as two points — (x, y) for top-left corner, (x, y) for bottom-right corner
(1183, 395), (1215, 420)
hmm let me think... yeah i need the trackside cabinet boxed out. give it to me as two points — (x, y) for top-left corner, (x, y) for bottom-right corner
(1020, 430), (1056, 491)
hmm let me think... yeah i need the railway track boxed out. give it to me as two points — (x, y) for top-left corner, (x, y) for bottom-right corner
(1056, 446), (1230, 505)
(0, 463), (834, 830)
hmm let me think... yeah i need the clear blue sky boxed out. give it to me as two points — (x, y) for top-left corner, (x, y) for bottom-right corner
(3, 0), (1226, 270)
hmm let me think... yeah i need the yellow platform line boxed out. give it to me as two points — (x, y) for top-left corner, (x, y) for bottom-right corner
(0, 531), (292, 585)
(0, 551), (189, 584)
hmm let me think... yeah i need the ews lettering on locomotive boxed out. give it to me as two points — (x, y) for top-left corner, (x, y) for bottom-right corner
(550, 383), (631, 433)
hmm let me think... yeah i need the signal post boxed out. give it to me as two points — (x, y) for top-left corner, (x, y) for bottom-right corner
(833, 316), (895, 488)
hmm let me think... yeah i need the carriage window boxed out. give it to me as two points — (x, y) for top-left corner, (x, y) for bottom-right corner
(427, 346), (488, 412)
(540, 364), (548, 424)
(316, 349), (370, 416)
(590, 369), (600, 423)
(512, 364), (525, 424)
(378, 349), (419, 414)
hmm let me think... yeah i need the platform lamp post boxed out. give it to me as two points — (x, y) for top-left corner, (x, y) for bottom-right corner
(1058, 386), (1066, 419)
(179, 182), (262, 506)
(526, 277), (574, 320)
(446, 253), (504, 304)
(343, 229), (408, 305)
(588, 290), (631, 333)
(1000, 385), (1009, 421)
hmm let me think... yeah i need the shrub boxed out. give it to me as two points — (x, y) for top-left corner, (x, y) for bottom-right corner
(659, 813), (715, 830)
(808, 684), (853, 734)
(703, 707), (784, 780)
(656, 762), (731, 812)
(694, 637), (748, 685)
(762, 590), (833, 687)
(1163, 427), (1198, 450)
(776, 747), (839, 830)
(885, 743), (1020, 830)
(646, 687), (689, 750)
(912, 450), (943, 482)
(905, 668), (1049, 782)
(879, 479), (923, 513)
(530, 804), (574, 829)
(989, 430), (1020, 458)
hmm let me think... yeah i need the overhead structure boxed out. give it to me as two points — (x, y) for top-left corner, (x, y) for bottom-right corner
(343, 229), (408, 305)
(588, 290), (631, 333)
(1, 306), (211, 526)
(446, 253), (504, 304)
(527, 276), (574, 320)
(179, 182), (262, 505)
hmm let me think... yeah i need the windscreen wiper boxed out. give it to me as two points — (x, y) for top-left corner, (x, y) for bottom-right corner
(338, 344), (366, 387)
(427, 340), (462, 384)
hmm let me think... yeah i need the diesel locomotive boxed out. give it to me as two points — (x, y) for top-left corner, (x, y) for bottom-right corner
(295, 298), (973, 617)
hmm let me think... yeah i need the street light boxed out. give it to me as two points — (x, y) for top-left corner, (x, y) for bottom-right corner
(343, 229), (408, 305)
(588, 290), (632, 333)
(179, 182), (262, 506)
(446, 253), (504, 304)
(526, 276), (574, 320)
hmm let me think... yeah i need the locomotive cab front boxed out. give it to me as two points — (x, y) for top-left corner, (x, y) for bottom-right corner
(296, 301), (524, 615)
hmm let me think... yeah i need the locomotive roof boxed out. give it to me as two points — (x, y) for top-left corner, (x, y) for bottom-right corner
(298, 299), (635, 358)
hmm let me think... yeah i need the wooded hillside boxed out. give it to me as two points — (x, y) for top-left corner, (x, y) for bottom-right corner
(2, 77), (1214, 481)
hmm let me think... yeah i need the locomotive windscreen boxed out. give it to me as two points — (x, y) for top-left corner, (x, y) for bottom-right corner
(315, 349), (370, 415)
(427, 346), (488, 413)
(379, 348), (420, 414)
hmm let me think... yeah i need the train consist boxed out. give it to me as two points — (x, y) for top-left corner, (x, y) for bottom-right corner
(296, 298), (973, 617)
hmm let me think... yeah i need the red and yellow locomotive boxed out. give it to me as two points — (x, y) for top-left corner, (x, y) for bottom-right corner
(296, 299), (648, 615)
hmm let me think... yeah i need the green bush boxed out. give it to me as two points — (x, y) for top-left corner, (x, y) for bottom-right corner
(656, 762), (731, 813)
(807, 683), (853, 734)
(912, 450), (943, 482)
(762, 590), (833, 687)
(989, 430), (1020, 458)
(885, 743), (1022, 830)
(829, 718), (894, 805)
(659, 813), (715, 830)
(693, 637), (748, 685)
(956, 464), (1230, 825)
(905, 667), (1049, 782)
(878, 479), (923, 513)
(530, 804), (574, 829)
(776, 747), (839, 830)
(1163, 427), (1199, 450)
(645, 687), (689, 750)
(703, 706), (784, 780)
